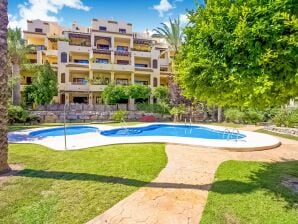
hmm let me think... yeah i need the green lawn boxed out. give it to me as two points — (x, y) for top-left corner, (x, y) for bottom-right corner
(255, 129), (298, 141)
(0, 143), (167, 224)
(201, 160), (298, 224)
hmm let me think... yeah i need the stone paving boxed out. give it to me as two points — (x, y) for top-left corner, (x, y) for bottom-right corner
(87, 128), (298, 224)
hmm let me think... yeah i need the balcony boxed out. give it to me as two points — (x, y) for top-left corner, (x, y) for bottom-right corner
(89, 85), (107, 92)
(113, 63), (133, 72)
(132, 50), (152, 58)
(62, 82), (89, 92)
(45, 50), (58, 56)
(90, 62), (113, 70)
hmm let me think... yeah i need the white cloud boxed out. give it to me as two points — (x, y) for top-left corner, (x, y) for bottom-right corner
(9, 0), (90, 30)
(179, 14), (189, 25)
(153, 0), (174, 17)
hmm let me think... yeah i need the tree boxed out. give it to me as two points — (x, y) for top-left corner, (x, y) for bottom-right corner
(0, 0), (10, 173)
(102, 84), (128, 104)
(126, 84), (151, 100)
(8, 28), (31, 105)
(153, 86), (170, 101)
(153, 17), (184, 55)
(176, 0), (298, 109)
(25, 62), (58, 105)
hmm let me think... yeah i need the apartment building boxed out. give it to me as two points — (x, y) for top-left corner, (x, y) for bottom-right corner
(22, 18), (173, 105)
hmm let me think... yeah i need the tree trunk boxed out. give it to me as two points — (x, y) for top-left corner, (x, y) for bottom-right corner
(0, 0), (10, 173)
(12, 63), (21, 105)
(217, 106), (222, 122)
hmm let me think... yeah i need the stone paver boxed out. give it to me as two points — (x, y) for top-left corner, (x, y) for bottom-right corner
(87, 129), (298, 224)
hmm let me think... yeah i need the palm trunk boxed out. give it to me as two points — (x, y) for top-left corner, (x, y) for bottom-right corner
(0, 0), (10, 173)
(12, 63), (21, 105)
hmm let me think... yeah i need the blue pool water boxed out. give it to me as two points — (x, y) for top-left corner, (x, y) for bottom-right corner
(101, 124), (245, 140)
(29, 126), (99, 137)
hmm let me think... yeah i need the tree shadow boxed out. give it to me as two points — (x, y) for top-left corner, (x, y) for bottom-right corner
(16, 169), (212, 190)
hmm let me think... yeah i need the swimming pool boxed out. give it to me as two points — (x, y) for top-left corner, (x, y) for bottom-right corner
(101, 124), (245, 140)
(8, 123), (280, 151)
(29, 126), (99, 137)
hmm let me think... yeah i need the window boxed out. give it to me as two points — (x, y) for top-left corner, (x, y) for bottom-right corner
(74, 59), (89, 64)
(116, 46), (128, 51)
(36, 45), (46, 51)
(60, 94), (65, 104)
(72, 78), (87, 85)
(135, 80), (148, 85)
(26, 77), (32, 84)
(61, 73), (65, 83)
(99, 26), (107, 31)
(119, 29), (126, 34)
(116, 79), (129, 85)
(135, 64), (148, 68)
(35, 28), (43, 33)
(152, 59), (158, 69)
(117, 60), (129, 65)
(97, 44), (109, 50)
(153, 77), (158, 87)
(61, 52), (67, 63)
(96, 58), (109, 64)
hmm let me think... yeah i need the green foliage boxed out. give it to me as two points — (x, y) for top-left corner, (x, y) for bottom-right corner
(8, 28), (29, 64)
(153, 17), (184, 54)
(273, 108), (298, 127)
(224, 108), (245, 124)
(136, 103), (169, 114)
(25, 62), (58, 105)
(176, 0), (298, 108)
(126, 85), (151, 99)
(243, 109), (264, 125)
(112, 110), (127, 122)
(153, 86), (170, 103)
(8, 105), (29, 124)
(102, 85), (128, 104)
(169, 104), (187, 116)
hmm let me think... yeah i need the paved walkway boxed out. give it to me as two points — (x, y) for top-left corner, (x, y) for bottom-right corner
(88, 129), (298, 224)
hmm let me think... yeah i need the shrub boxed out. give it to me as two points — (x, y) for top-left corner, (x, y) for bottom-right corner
(243, 109), (264, 124)
(153, 86), (169, 103)
(272, 108), (298, 127)
(136, 103), (169, 114)
(8, 105), (30, 124)
(224, 108), (245, 123)
(126, 85), (151, 100)
(113, 110), (127, 122)
(102, 85), (128, 104)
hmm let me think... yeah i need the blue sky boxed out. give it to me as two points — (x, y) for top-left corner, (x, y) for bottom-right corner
(8, 0), (203, 32)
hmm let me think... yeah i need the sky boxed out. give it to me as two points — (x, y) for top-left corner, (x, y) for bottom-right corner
(8, 0), (203, 33)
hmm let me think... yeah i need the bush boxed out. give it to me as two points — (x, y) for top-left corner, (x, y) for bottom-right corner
(273, 108), (298, 127)
(126, 85), (151, 100)
(102, 85), (128, 104)
(113, 110), (127, 122)
(243, 109), (264, 124)
(8, 105), (30, 124)
(136, 103), (169, 114)
(224, 108), (245, 123)
(153, 86), (169, 103)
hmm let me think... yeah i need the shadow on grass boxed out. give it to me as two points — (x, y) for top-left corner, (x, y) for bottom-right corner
(16, 160), (298, 208)
(210, 159), (298, 208)
(17, 169), (212, 190)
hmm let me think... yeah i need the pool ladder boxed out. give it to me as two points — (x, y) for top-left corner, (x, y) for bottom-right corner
(223, 128), (240, 141)
(184, 118), (192, 127)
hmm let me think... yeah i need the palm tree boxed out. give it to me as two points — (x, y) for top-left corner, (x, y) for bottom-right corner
(153, 17), (184, 56)
(8, 27), (29, 105)
(0, 0), (10, 173)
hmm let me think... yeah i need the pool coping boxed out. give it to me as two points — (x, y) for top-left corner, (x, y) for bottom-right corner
(8, 123), (281, 151)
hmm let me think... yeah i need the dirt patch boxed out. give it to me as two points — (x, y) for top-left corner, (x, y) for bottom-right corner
(0, 164), (23, 183)
(282, 176), (298, 193)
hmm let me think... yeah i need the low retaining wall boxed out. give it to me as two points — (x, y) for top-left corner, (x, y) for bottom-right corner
(32, 110), (172, 123)
(266, 126), (298, 137)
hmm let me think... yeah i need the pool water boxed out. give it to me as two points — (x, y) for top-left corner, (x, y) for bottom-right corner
(29, 126), (99, 137)
(101, 124), (245, 140)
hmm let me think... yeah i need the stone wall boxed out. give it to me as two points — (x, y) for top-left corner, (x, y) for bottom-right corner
(266, 126), (298, 137)
(32, 103), (171, 123)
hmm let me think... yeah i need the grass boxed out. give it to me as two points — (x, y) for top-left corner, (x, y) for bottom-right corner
(0, 143), (167, 224)
(8, 122), (145, 132)
(201, 160), (298, 224)
(255, 129), (298, 141)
